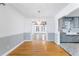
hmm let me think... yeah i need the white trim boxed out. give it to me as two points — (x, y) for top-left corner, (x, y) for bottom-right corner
(2, 40), (25, 56)
(2, 40), (31, 56)
(2, 40), (53, 56)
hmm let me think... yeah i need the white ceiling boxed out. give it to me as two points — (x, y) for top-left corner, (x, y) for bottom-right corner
(67, 8), (79, 17)
(9, 3), (69, 18)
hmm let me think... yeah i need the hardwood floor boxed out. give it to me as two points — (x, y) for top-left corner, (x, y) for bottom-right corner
(8, 41), (71, 56)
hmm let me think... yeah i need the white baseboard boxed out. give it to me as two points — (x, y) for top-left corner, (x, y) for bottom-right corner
(2, 40), (54, 56)
(2, 40), (32, 56)
(2, 40), (25, 56)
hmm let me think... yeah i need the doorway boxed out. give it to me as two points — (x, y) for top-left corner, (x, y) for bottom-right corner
(31, 19), (48, 51)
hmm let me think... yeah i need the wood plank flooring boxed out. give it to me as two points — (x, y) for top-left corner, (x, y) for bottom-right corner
(8, 41), (71, 56)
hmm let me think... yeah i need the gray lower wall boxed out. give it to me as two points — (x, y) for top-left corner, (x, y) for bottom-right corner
(0, 33), (55, 56)
(60, 32), (79, 42)
(48, 33), (55, 41)
(0, 33), (24, 55)
(24, 33), (55, 41)
(24, 33), (31, 40)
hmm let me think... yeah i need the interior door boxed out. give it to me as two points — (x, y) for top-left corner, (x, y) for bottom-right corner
(32, 19), (47, 51)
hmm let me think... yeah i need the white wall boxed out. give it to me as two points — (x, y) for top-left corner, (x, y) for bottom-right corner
(47, 18), (55, 33)
(67, 8), (79, 16)
(24, 18), (32, 33)
(0, 4), (56, 40)
(24, 17), (55, 33)
(0, 4), (27, 55)
(0, 5), (26, 37)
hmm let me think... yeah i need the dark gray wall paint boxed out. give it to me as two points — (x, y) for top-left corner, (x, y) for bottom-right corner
(0, 33), (24, 55)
